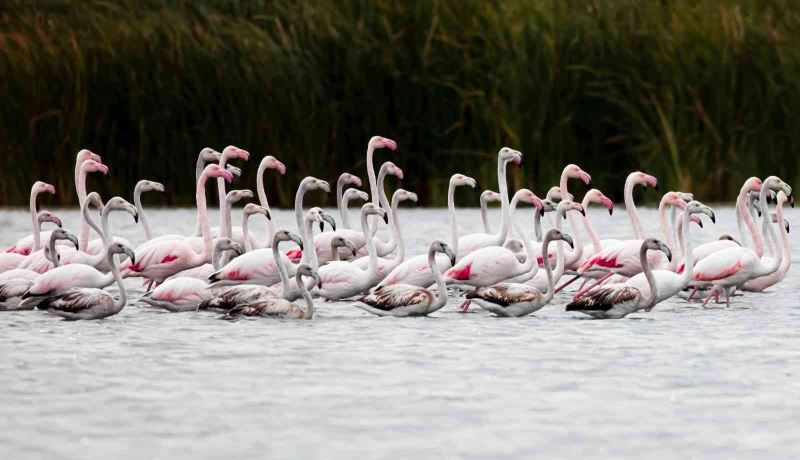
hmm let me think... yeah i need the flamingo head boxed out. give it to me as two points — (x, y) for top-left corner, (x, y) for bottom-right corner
(515, 188), (544, 212)
(339, 172), (362, 188)
(369, 136), (398, 151)
(136, 180), (165, 194)
(305, 207), (327, 233)
(545, 229), (574, 250)
(586, 189), (613, 215)
(480, 190), (501, 203)
(37, 211), (62, 228)
(274, 230), (303, 251)
(499, 147), (522, 166)
(261, 156), (287, 175)
(431, 240), (456, 267)
(362, 202), (388, 224)
(565, 164), (591, 185)
(638, 172), (658, 190)
(225, 165), (242, 178)
(321, 212), (337, 232)
(108, 242), (136, 266)
(296, 264), (322, 290)
(85, 192), (104, 210)
(546, 186), (562, 201)
(302, 176), (330, 193)
(199, 147), (222, 163)
(244, 203), (270, 220)
(661, 191), (688, 209)
(764, 176), (792, 198)
(557, 200), (585, 219)
(690, 214), (703, 228)
(676, 191), (694, 203)
(331, 236), (357, 257)
(32, 181), (56, 195)
(393, 188), (418, 203)
(204, 164), (234, 183)
(215, 238), (244, 257)
(82, 159), (109, 176)
(686, 200), (716, 224)
(743, 177), (763, 193)
(77, 149), (102, 165)
(105, 197), (139, 223)
(226, 189), (254, 205)
(343, 188), (369, 203)
(541, 199), (557, 213)
(643, 238), (672, 262)
(51, 228), (79, 248)
(451, 174), (476, 189)
(222, 145), (250, 162)
(383, 162), (404, 180)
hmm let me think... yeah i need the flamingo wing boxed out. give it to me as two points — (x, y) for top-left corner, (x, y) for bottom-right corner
(693, 249), (748, 282)
(467, 283), (543, 306)
(40, 288), (113, 313)
(566, 283), (639, 312)
(359, 284), (432, 311)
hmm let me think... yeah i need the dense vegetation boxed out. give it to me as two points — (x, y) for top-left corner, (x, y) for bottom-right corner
(1, 0), (798, 206)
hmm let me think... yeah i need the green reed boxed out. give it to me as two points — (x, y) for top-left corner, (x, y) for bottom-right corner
(0, 0), (797, 206)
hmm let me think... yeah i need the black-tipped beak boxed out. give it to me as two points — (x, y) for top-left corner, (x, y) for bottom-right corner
(265, 210), (271, 220)
(319, 222), (324, 232)
(314, 273), (323, 290)
(698, 220), (703, 228)
(133, 213), (139, 224)
(608, 208), (613, 215)
(539, 209), (545, 217)
(579, 208), (586, 217)
(68, 234), (79, 248)
(560, 211), (567, 220)
(654, 184), (659, 191)
(382, 212), (389, 224)
(787, 222), (791, 233)
(563, 234), (575, 249)
(710, 212), (716, 224)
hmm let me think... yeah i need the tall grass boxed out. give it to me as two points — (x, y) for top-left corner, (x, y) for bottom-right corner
(0, 0), (798, 206)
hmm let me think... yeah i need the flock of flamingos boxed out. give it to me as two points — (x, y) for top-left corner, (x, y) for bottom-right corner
(0, 136), (793, 320)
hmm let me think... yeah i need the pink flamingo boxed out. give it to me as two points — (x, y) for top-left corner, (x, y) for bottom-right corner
(365, 136), (398, 236)
(464, 229), (574, 317)
(443, 189), (546, 289)
(208, 208), (324, 288)
(566, 238), (672, 319)
(0, 229), (77, 310)
(355, 241), (455, 317)
(138, 238), (244, 312)
(253, 155), (287, 248)
(133, 180), (165, 242)
(37, 242), (135, 321)
(573, 189), (615, 266)
(626, 201), (715, 305)
(241, 203), (271, 252)
(377, 174), (477, 288)
(76, 159), (110, 252)
(456, 147), (521, 259)
(692, 176), (791, 307)
(311, 203), (387, 300)
(0, 210), (62, 273)
(743, 192), (792, 292)
(3, 181), (57, 256)
(120, 164), (233, 284)
(213, 146), (250, 238)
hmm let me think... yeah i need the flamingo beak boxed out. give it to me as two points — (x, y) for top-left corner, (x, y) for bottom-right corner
(276, 161), (287, 175)
(153, 182), (165, 192)
(123, 247), (136, 265)
(562, 233), (575, 249)
(52, 216), (63, 228)
(312, 272), (323, 289)
(345, 240), (357, 256)
(443, 244), (456, 267)
(353, 176), (363, 188)
(380, 138), (398, 151)
(601, 196), (614, 215)
(264, 209), (271, 220)
(395, 168), (404, 180)
(46, 185), (56, 194)
(322, 214), (336, 232)
(289, 232), (304, 250)
(579, 171), (591, 185)
(66, 232), (79, 248)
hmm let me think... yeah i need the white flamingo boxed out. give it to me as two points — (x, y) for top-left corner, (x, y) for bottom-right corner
(133, 180), (165, 242)
(479, 190), (501, 233)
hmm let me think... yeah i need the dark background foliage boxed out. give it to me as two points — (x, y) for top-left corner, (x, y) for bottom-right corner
(1, 0), (797, 206)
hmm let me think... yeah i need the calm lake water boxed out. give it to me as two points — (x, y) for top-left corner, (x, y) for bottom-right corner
(1, 205), (798, 459)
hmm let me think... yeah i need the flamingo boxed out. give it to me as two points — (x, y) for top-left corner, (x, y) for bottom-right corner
(120, 164), (233, 283)
(36, 242), (135, 321)
(189, 148), (223, 236)
(133, 180), (165, 242)
(223, 264), (320, 320)
(0, 229), (78, 310)
(208, 208), (324, 288)
(566, 238), (672, 319)
(312, 203), (387, 300)
(364, 136), (398, 236)
(692, 176), (791, 308)
(626, 201), (715, 305)
(138, 238), (244, 312)
(573, 189), (614, 266)
(533, 199), (557, 242)
(742, 192), (792, 292)
(3, 181), (57, 256)
(253, 155), (286, 248)
(0, 211), (62, 273)
(443, 189), (546, 288)
(283, 177), (331, 262)
(523, 200), (585, 292)
(479, 190), (501, 233)
(241, 203), (271, 252)
(76, 159), (111, 252)
(200, 230), (305, 310)
(218, 189), (255, 264)
(214, 145), (250, 237)
(456, 147), (522, 258)
(377, 173), (476, 288)
(340, 188), (369, 230)
(337, 172), (363, 230)
(463, 229), (574, 317)
(351, 189), (418, 279)
(355, 241), (455, 317)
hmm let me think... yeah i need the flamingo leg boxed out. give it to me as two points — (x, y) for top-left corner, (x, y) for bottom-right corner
(572, 273), (613, 301)
(459, 299), (471, 313)
(145, 279), (154, 291)
(700, 290), (715, 308)
(686, 286), (699, 301)
(554, 275), (581, 294)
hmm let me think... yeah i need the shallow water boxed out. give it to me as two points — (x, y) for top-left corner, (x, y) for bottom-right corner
(1, 205), (798, 459)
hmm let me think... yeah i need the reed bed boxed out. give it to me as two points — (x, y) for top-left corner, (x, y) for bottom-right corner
(0, 0), (798, 206)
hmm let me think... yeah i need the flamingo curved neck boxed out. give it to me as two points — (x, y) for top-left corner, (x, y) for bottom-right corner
(553, 212), (568, 278)
(134, 188), (152, 241)
(302, 217), (319, 269)
(193, 156), (207, 237)
(738, 186), (763, 257)
(390, 197), (405, 263)
(106, 249), (126, 312)
(448, 181), (459, 257)
(677, 212), (694, 286)
(273, 239), (292, 298)
(624, 178), (644, 239)
(565, 210), (584, 263)
(776, 201), (791, 273)
(222, 198), (234, 239)
(242, 213), (253, 252)
(256, 164), (275, 246)
(195, 174), (214, 265)
(580, 196), (601, 253)
(337, 176), (351, 231)
(81, 203), (106, 271)
(294, 182), (310, 236)
(428, 248), (448, 313)
(496, 158), (511, 245)
(217, 156), (230, 231)
(480, 196), (492, 234)
(541, 234), (557, 302)
(756, 184), (781, 277)
(639, 244), (658, 308)
(297, 272), (315, 319)
(376, 167), (396, 246)
(360, 210), (378, 281)
(533, 209), (545, 242)
(30, 189), (41, 251)
(77, 165), (93, 250)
